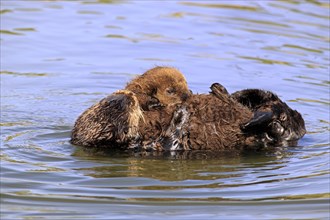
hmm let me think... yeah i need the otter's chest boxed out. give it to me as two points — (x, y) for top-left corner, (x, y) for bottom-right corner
(185, 94), (253, 150)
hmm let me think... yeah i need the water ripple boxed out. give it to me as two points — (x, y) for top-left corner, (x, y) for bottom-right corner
(1, 0), (329, 219)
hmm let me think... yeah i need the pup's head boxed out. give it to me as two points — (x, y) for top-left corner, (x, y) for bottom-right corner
(126, 67), (191, 110)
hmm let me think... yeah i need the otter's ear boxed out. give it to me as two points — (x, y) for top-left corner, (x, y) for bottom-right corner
(241, 111), (273, 131)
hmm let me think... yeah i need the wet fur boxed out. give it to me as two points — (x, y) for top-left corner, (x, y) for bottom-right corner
(184, 93), (253, 150)
(71, 67), (190, 148)
(71, 90), (143, 147)
(71, 67), (305, 152)
(154, 84), (306, 151)
(125, 66), (190, 110)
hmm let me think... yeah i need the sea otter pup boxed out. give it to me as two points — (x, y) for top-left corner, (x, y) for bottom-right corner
(71, 67), (190, 148)
(150, 83), (306, 152)
(125, 66), (190, 111)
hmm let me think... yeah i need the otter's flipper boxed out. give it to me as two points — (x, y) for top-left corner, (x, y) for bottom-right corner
(241, 111), (273, 132)
(71, 90), (143, 147)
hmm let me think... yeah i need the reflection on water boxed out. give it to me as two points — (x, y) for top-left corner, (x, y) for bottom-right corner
(1, 0), (329, 219)
(74, 149), (286, 182)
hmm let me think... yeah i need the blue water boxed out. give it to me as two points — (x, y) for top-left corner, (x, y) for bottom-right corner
(1, 1), (329, 219)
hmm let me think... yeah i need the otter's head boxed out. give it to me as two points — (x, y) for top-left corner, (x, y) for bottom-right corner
(126, 67), (191, 110)
(265, 102), (306, 145)
(235, 89), (306, 146)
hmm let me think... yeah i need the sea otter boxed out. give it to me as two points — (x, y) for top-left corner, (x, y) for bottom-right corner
(71, 67), (306, 152)
(148, 83), (306, 152)
(71, 67), (191, 148)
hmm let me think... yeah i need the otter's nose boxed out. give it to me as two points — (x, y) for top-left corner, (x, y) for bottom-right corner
(269, 121), (285, 138)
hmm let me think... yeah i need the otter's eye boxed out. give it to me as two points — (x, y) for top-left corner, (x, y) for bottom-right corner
(280, 113), (287, 122)
(166, 87), (176, 95)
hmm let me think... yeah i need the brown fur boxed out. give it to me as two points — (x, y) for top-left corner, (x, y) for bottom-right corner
(71, 68), (305, 152)
(71, 90), (143, 147)
(152, 84), (306, 152)
(184, 94), (253, 151)
(127, 67), (190, 147)
(71, 67), (190, 148)
(125, 66), (190, 110)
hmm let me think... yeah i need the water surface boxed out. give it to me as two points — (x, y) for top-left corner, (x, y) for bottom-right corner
(1, 1), (329, 219)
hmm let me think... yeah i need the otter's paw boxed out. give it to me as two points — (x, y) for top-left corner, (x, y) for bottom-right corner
(156, 106), (191, 151)
(241, 111), (273, 132)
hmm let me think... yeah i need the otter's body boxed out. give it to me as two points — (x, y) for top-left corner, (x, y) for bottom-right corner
(71, 67), (306, 152)
(184, 94), (253, 150)
(155, 84), (306, 152)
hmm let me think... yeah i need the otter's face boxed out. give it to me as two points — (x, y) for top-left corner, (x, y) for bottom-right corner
(126, 67), (191, 110)
(154, 77), (190, 107)
(251, 103), (306, 147)
(143, 79), (190, 110)
(236, 89), (306, 147)
(267, 103), (306, 144)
